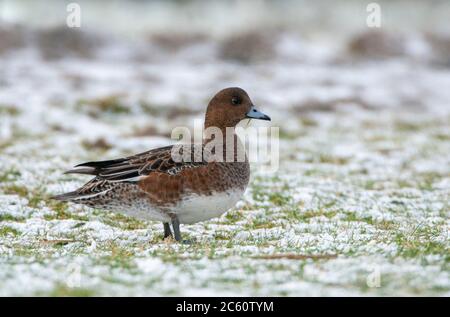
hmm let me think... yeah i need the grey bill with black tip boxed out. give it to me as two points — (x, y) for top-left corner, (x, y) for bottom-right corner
(246, 106), (271, 121)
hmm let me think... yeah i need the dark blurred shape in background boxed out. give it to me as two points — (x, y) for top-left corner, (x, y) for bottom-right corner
(1, 0), (450, 132)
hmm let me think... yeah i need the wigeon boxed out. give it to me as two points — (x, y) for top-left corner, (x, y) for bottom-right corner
(53, 87), (270, 242)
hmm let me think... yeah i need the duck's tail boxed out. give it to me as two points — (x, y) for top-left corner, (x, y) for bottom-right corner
(51, 178), (116, 205)
(51, 191), (81, 202)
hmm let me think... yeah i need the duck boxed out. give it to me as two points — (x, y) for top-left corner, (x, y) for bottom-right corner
(53, 87), (271, 242)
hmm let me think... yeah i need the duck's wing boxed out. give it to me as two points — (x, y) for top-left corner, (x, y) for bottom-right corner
(64, 144), (207, 183)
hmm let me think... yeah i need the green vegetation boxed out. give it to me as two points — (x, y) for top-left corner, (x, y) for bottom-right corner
(0, 108), (448, 296)
(76, 95), (130, 116)
(0, 104), (21, 116)
(0, 226), (20, 237)
(44, 285), (97, 297)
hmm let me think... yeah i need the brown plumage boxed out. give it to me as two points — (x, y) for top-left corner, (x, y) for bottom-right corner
(53, 87), (270, 242)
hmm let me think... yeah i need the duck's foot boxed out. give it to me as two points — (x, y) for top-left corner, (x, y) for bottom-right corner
(181, 238), (195, 245)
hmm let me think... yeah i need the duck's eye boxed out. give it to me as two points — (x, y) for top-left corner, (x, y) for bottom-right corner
(231, 97), (241, 105)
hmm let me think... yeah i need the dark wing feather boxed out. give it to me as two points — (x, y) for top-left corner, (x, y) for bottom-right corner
(65, 144), (207, 182)
(75, 158), (127, 168)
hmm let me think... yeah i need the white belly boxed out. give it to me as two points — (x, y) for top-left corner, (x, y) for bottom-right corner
(175, 189), (245, 224)
(108, 188), (244, 225)
(101, 198), (172, 223)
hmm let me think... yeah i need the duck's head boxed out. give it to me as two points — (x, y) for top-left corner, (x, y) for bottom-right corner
(204, 87), (270, 129)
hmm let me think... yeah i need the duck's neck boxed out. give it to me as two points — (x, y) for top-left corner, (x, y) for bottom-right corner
(202, 125), (246, 162)
(202, 124), (235, 144)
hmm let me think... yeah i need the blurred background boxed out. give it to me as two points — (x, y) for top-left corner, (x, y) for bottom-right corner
(1, 0), (450, 143)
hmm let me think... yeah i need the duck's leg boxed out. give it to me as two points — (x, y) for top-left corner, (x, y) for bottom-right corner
(170, 217), (194, 244)
(163, 222), (172, 239)
(171, 217), (182, 242)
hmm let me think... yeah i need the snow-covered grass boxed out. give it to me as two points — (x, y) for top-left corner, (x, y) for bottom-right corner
(0, 17), (449, 296)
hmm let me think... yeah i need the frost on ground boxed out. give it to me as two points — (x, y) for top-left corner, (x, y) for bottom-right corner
(0, 2), (450, 296)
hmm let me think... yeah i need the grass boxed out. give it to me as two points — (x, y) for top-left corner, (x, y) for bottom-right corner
(278, 129), (299, 140)
(0, 184), (89, 222)
(43, 202), (88, 221)
(224, 210), (245, 223)
(394, 225), (449, 258)
(303, 153), (350, 165)
(292, 209), (338, 222)
(95, 211), (147, 230)
(2, 184), (29, 197)
(0, 95), (448, 297)
(81, 138), (112, 151)
(97, 242), (137, 269)
(43, 285), (97, 297)
(0, 226), (20, 237)
(0, 104), (20, 116)
(0, 169), (21, 182)
(0, 214), (25, 222)
(1, 137), (448, 295)
(76, 95), (130, 117)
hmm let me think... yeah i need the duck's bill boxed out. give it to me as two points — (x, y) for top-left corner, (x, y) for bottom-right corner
(246, 106), (271, 121)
